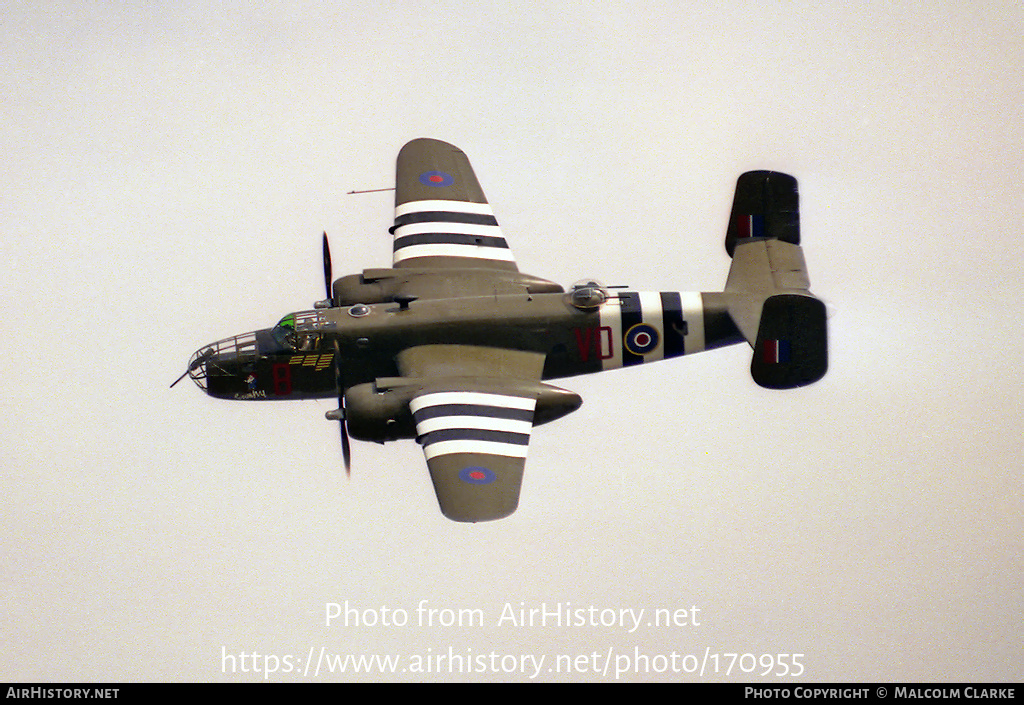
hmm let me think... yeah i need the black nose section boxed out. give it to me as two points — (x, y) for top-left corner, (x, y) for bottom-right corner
(187, 332), (259, 393)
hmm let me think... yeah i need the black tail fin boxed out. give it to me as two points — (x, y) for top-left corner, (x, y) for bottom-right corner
(725, 171), (800, 257)
(750, 294), (827, 389)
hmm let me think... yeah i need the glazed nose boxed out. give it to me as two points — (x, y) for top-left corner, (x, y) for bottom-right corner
(185, 331), (259, 391)
(187, 347), (215, 391)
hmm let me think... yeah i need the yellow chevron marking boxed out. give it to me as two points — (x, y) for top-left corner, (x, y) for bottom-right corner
(287, 354), (333, 371)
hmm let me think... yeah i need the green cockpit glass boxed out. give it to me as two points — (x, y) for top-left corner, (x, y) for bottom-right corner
(271, 312), (323, 352)
(271, 314), (297, 350)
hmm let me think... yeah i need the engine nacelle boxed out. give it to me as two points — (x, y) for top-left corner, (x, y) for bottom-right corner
(342, 377), (583, 443)
(332, 268), (565, 307)
(344, 382), (417, 443)
(332, 274), (396, 306)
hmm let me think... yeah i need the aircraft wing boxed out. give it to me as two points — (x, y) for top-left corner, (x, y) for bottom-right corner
(398, 345), (547, 522)
(390, 138), (518, 272)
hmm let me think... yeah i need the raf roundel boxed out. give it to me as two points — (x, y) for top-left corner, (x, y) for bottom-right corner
(459, 466), (497, 485)
(624, 323), (660, 356)
(419, 170), (455, 187)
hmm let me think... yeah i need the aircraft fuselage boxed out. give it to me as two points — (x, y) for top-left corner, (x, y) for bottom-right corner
(189, 285), (743, 402)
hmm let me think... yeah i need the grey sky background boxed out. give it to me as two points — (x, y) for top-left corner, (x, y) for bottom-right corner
(3, 1), (1021, 682)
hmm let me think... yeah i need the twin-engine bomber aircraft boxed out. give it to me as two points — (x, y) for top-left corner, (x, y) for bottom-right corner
(177, 138), (827, 522)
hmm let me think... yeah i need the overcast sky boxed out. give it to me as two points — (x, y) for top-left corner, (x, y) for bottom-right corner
(3, 1), (1021, 682)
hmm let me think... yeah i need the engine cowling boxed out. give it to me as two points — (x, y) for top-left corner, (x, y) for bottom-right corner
(344, 382), (417, 443)
(332, 268), (565, 307)
(332, 274), (395, 306)
(342, 377), (583, 444)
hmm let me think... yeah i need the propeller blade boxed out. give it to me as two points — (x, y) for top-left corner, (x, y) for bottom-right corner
(332, 337), (351, 475)
(322, 231), (333, 303)
(340, 408), (351, 475)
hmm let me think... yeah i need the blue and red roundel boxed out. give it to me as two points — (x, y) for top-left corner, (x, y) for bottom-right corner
(459, 466), (496, 484)
(624, 323), (660, 356)
(419, 170), (454, 187)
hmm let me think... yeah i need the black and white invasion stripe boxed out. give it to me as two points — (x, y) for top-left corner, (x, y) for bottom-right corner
(409, 391), (536, 460)
(392, 199), (514, 265)
(596, 291), (706, 370)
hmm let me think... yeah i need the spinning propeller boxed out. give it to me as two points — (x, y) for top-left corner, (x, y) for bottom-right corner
(321, 232), (352, 475)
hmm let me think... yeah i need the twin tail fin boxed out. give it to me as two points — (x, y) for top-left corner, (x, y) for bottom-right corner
(722, 171), (827, 389)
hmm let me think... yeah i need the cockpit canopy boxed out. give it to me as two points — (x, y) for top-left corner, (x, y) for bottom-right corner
(271, 310), (334, 352)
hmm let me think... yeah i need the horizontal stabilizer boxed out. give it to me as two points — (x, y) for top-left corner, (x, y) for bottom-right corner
(750, 294), (827, 389)
(726, 171), (800, 257)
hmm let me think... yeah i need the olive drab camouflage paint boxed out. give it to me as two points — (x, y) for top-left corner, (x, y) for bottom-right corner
(179, 139), (827, 522)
